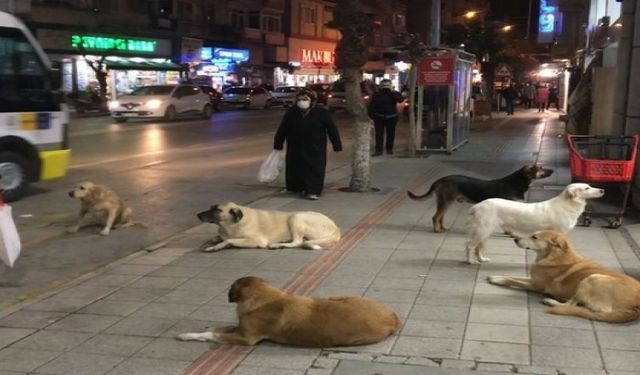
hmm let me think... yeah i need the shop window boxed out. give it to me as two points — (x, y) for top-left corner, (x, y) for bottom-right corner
(177, 1), (193, 20)
(262, 15), (281, 33)
(302, 6), (316, 24)
(230, 10), (244, 29)
(248, 11), (260, 29)
(92, 0), (111, 11)
(206, 6), (216, 23)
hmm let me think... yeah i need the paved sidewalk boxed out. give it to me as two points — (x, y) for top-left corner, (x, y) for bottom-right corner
(1, 110), (639, 375)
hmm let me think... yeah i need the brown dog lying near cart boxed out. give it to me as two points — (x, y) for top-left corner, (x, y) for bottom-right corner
(177, 276), (401, 346)
(407, 164), (553, 233)
(488, 231), (640, 323)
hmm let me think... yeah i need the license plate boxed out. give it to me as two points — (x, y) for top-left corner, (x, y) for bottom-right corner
(122, 113), (138, 117)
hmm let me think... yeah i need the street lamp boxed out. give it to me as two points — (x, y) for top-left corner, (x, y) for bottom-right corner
(464, 11), (478, 20)
(501, 25), (513, 32)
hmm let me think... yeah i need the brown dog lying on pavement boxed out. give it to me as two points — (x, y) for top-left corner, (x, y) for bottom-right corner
(177, 276), (401, 346)
(67, 181), (146, 236)
(407, 164), (553, 233)
(488, 231), (640, 323)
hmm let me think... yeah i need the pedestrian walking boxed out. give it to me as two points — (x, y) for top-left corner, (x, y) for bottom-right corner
(547, 86), (559, 110)
(535, 84), (550, 113)
(273, 89), (342, 200)
(503, 84), (518, 115)
(523, 82), (536, 109)
(368, 79), (404, 156)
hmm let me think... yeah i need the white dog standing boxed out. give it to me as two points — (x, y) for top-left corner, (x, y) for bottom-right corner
(464, 183), (603, 264)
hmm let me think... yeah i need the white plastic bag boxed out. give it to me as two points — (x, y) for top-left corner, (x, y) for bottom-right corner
(258, 150), (284, 183)
(0, 204), (21, 268)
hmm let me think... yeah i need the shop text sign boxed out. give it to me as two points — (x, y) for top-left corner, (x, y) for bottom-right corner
(301, 49), (334, 66)
(71, 34), (157, 53)
(417, 57), (454, 86)
(201, 48), (250, 62)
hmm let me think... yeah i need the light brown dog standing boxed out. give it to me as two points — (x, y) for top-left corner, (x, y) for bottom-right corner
(177, 276), (401, 346)
(488, 231), (640, 323)
(67, 181), (146, 236)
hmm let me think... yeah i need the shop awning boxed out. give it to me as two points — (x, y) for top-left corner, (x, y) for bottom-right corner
(105, 59), (185, 71)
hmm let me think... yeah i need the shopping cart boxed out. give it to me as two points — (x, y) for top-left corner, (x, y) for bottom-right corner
(567, 134), (639, 228)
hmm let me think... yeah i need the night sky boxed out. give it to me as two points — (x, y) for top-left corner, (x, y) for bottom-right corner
(489, 0), (539, 36)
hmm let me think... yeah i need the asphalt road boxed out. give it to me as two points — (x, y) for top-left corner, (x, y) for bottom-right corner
(0, 107), (357, 304)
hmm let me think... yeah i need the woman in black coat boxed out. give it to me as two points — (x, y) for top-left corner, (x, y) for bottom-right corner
(273, 89), (342, 200)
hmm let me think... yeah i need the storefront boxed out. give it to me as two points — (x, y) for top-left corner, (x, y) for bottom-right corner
(276, 38), (340, 87)
(196, 47), (251, 90)
(35, 29), (183, 99)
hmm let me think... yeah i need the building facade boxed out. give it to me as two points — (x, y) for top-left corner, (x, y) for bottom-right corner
(4, 0), (407, 95)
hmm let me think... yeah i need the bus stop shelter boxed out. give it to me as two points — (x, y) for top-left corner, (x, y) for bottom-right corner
(414, 48), (475, 153)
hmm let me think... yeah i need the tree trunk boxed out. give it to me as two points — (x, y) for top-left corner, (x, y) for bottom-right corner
(406, 0), (440, 46)
(343, 67), (371, 191)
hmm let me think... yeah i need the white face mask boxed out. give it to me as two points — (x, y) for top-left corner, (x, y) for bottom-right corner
(297, 99), (310, 110)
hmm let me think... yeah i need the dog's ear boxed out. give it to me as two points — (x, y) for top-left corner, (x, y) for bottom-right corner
(228, 281), (242, 303)
(230, 208), (244, 223)
(550, 235), (569, 252)
(565, 186), (579, 200)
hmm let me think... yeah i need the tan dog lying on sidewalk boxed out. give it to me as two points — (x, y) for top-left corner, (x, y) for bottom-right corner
(488, 231), (640, 323)
(177, 276), (401, 346)
(197, 202), (340, 251)
(67, 181), (146, 236)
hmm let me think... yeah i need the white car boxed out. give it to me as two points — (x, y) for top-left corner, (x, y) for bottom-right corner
(270, 86), (301, 107)
(222, 86), (273, 109)
(109, 84), (212, 122)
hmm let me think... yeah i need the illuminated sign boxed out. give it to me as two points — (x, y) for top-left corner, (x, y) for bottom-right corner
(71, 34), (157, 53)
(301, 49), (334, 66)
(538, 0), (562, 43)
(201, 47), (250, 62)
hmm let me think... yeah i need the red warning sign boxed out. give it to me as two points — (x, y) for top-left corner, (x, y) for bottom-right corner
(417, 56), (454, 86)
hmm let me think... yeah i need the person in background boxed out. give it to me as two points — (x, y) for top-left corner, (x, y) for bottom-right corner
(368, 79), (404, 156)
(274, 89), (342, 200)
(547, 86), (559, 110)
(503, 84), (518, 115)
(523, 82), (536, 109)
(535, 83), (550, 113)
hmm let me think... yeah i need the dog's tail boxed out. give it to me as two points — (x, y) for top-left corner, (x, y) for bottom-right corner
(547, 305), (640, 323)
(407, 182), (438, 201)
(120, 221), (148, 229)
(302, 227), (341, 250)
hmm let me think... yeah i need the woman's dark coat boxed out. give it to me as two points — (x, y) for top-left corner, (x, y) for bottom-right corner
(274, 106), (342, 195)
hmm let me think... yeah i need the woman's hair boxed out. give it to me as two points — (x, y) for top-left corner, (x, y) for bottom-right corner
(296, 88), (318, 102)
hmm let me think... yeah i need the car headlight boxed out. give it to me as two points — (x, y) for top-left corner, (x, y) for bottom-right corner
(108, 101), (120, 110)
(146, 99), (163, 109)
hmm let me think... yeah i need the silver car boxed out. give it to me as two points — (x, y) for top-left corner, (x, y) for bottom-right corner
(221, 87), (273, 109)
(270, 86), (301, 107)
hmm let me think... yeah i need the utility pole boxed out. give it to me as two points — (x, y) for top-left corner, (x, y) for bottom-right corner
(526, 0), (533, 40)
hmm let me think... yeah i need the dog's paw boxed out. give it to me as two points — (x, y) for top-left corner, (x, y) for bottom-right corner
(541, 298), (562, 306)
(466, 258), (480, 265)
(267, 243), (283, 249)
(99, 229), (110, 236)
(478, 255), (491, 263)
(177, 332), (215, 342)
(66, 227), (79, 234)
(202, 246), (218, 252)
(487, 276), (507, 285)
